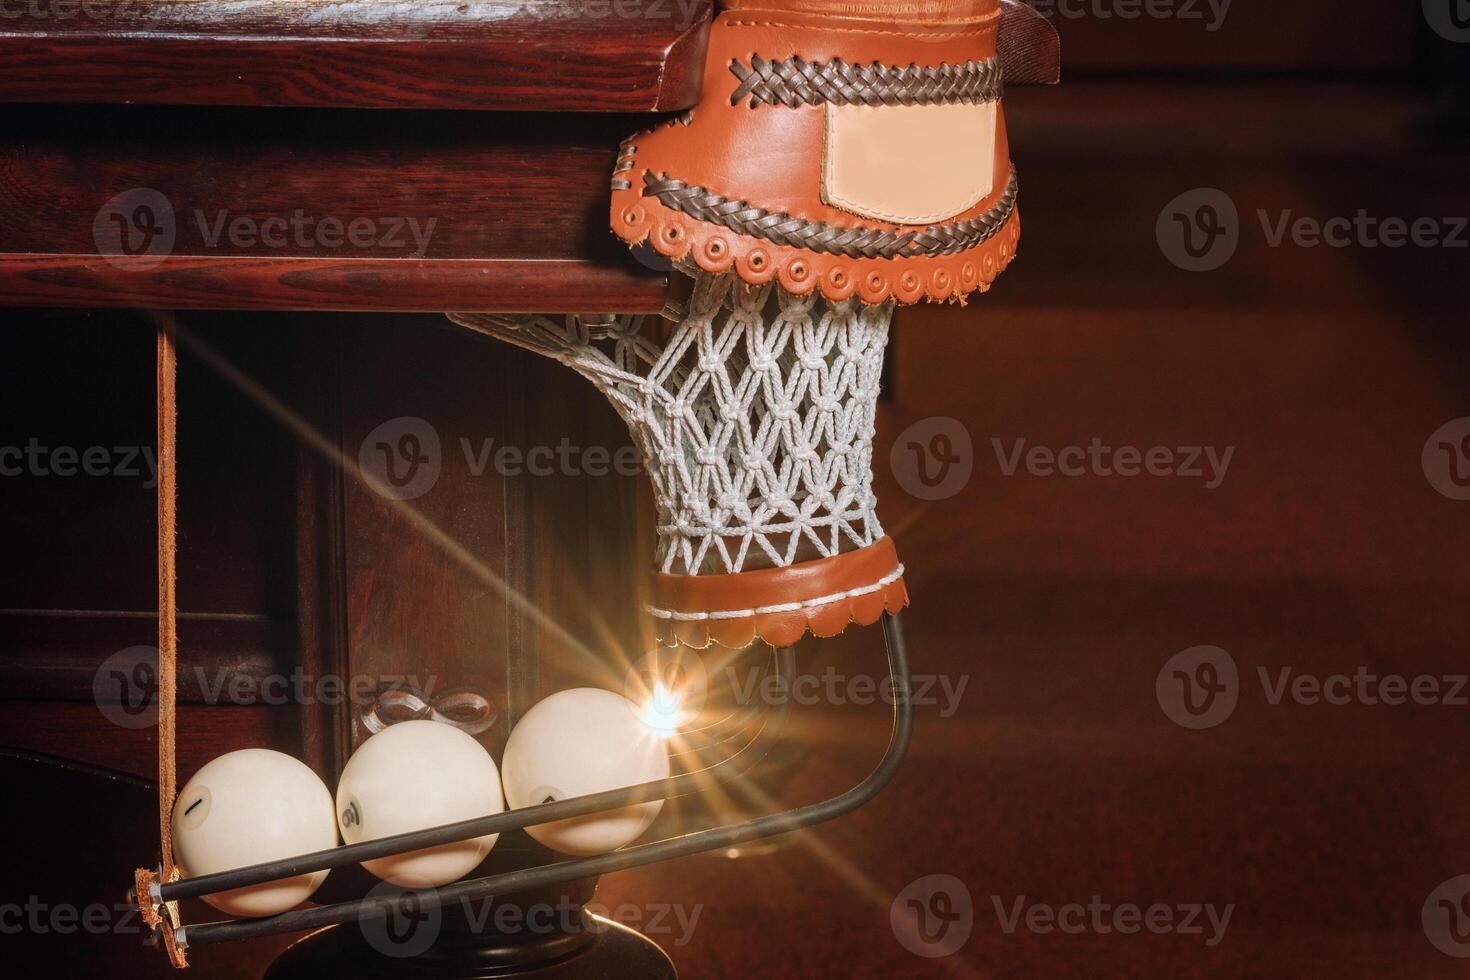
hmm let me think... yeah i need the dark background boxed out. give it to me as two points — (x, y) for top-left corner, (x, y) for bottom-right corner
(3, 1), (1468, 977)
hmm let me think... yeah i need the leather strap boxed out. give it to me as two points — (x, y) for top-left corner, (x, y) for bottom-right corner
(156, 321), (178, 884)
(650, 537), (910, 649)
(136, 313), (188, 969)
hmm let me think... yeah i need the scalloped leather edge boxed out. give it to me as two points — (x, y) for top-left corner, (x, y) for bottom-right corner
(652, 573), (909, 650)
(647, 539), (912, 649)
(612, 182), (1021, 306)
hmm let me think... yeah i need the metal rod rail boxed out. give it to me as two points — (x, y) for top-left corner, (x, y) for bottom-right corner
(157, 646), (792, 906)
(176, 613), (912, 949)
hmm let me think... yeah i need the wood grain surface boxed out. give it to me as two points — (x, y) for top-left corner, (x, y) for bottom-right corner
(0, 0), (713, 111)
(0, 107), (671, 311)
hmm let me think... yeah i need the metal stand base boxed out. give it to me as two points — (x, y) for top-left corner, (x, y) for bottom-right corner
(263, 838), (676, 979)
(264, 908), (675, 980)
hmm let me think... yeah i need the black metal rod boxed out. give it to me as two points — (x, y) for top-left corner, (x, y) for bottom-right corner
(159, 647), (791, 905)
(177, 613), (912, 949)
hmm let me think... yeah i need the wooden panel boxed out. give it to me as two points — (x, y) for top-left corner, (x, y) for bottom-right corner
(0, 313), (300, 615)
(0, 611), (284, 702)
(334, 318), (646, 755)
(0, 702), (296, 783)
(0, 0), (713, 112)
(0, 313), (324, 776)
(0, 106), (670, 312)
(288, 324), (353, 777)
(517, 349), (648, 703)
(0, 307), (644, 776)
(337, 318), (520, 755)
(0, 256), (670, 313)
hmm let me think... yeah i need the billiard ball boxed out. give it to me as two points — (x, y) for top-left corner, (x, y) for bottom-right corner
(171, 749), (338, 918)
(500, 688), (671, 857)
(336, 719), (504, 886)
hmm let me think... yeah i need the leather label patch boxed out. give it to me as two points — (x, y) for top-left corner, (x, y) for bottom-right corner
(823, 102), (997, 225)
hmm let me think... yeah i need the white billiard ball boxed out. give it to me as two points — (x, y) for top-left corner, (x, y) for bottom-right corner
(501, 688), (671, 857)
(336, 719), (505, 886)
(171, 749), (338, 919)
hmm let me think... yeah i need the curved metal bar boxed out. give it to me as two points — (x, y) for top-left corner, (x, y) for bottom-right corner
(176, 613), (911, 949)
(157, 647), (792, 906)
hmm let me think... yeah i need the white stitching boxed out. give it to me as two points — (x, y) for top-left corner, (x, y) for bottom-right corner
(646, 563), (906, 621)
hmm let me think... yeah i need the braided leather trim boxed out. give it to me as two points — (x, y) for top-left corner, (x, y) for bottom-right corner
(642, 166), (1018, 260)
(730, 56), (1003, 108)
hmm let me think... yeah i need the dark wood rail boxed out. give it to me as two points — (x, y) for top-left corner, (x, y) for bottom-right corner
(0, 0), (713, 112)
(0, 106), (670, 311)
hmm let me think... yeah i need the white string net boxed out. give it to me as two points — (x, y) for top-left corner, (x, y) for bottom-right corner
(450, 269), (893, 579)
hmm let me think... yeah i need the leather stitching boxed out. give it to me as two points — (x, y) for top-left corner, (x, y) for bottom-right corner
(642, 166), (1019, 259)
(648, 564), (907, 621)
(725, 18), (999, 38)
(730, 55), (1003, 108)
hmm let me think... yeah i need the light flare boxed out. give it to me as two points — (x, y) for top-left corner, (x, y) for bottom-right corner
(640, 680), (685, 735)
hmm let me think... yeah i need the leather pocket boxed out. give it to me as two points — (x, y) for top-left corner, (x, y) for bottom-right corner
(823, 102), (998, 225)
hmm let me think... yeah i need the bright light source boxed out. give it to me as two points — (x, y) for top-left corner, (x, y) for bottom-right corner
(640, 681), (684, 736)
